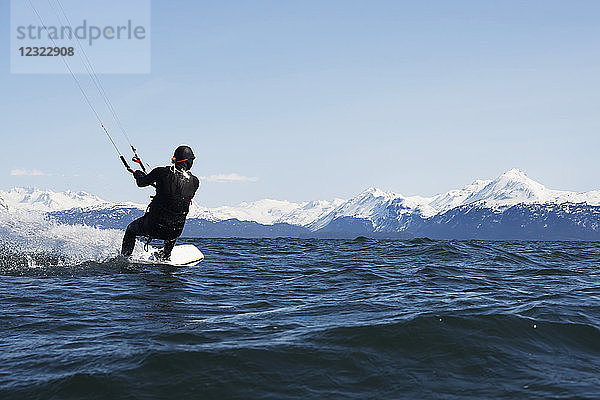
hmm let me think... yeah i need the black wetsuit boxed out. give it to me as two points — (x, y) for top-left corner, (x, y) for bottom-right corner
(121, 166), (200, 258)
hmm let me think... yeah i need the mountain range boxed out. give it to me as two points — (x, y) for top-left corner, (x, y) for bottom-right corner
(3, 168), (600, 240)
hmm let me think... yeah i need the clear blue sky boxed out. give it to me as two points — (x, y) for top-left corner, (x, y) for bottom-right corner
(2, 0), (600, 206)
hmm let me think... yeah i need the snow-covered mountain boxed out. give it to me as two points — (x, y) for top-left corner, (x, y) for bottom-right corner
(457, 168), (600, 209)
(0, 186), (339, 226)
(308, 188), (435, 231)
(186, 198), (346, 226)
(310, 168), (600, 232)
(0, 187), (108, 212)
(187, 199), (301, 225)
(10, 168), (600, 239)
(276, 199), (345, 227)
(428, 179), (492, 213)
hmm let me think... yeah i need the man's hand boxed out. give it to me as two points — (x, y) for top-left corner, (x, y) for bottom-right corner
(133, 170), (146, 180)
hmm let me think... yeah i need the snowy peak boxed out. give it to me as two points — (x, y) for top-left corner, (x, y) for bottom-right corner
(361, 187), (397, 199)
(309, 187), (404, 230)
(188, 199), (302, 225)
(335, 187), (400, 217)
(457, 168), (600, 208)
(500, 168), (530, 180)
(463, 169), (548, 207)
(187, 197), (345, 226)
(430, 168), (600, 210)
(490, 168), (545, 195)
(276, 199), (345, 227)
(0, 187), (107, 212)
(429, 179), (492, 213)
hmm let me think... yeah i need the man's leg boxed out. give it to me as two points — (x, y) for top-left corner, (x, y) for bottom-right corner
(162, 239), (177, 260)
(121, 217), (147, 256)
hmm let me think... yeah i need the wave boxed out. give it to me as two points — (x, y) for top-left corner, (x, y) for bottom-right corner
(4, 313), (598, 399)
(2, 230), (600, 399)
(0, 210), (153, 274)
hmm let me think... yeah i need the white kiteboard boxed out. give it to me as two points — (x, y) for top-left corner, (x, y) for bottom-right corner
(129, 244), (204, 267)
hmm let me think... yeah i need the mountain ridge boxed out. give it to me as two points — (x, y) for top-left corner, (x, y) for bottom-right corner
(6, 169), (600, 225)
(8, 169), (600, 240)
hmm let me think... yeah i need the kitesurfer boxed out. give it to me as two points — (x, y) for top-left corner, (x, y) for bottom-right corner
(121, 145), (199, 260)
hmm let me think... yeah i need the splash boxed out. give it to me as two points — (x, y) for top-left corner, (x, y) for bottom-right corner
(0, 209), (153, 269)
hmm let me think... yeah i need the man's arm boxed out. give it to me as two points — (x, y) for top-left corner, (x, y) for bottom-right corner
(135, 167), (161, 187)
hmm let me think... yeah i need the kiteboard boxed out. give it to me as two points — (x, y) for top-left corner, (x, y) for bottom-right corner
(129, 244), (204, 267)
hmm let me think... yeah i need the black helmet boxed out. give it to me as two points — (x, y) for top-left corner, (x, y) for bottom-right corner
(172, 145), (195, 170)
(172, 145), (195, 162)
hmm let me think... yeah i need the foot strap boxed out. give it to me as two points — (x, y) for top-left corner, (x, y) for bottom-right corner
(144, 236), (153, 252)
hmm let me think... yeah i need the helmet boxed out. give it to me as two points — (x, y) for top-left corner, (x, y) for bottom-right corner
(172, 145), (195, 162)
(172, 145), (195, 170)
(173, 145), (196, 163)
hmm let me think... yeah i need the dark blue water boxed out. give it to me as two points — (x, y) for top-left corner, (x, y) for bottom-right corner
(1, 238), (599, 399)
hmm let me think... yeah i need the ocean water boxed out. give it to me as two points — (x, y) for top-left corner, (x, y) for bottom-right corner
(1, 235), (599, 399)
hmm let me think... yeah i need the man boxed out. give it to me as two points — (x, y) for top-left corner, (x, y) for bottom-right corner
(121, 145), (200, 260)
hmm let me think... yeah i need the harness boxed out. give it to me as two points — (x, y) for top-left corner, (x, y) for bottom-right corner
(142, 166), (193, 249)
